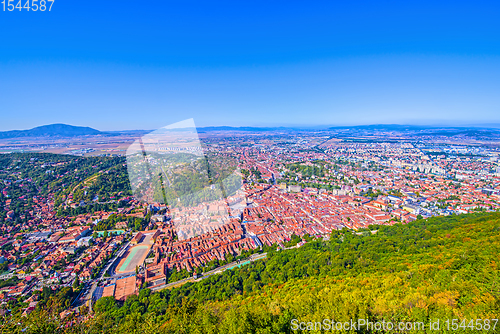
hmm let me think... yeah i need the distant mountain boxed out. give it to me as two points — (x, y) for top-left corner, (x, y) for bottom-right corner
(326, 124), (500, 140)
(0, 124), (101, 139)
(198, 126), (301, 132)
(329, 124), (500, 131)
(328, 124), (457, 131)
(2, 123), (498, 138)
(197, 124), (500, 133)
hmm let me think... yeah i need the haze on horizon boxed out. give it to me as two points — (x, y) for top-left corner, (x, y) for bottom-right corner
(1, 1), (500, 131)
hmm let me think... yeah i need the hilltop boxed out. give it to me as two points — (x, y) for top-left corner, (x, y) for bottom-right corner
(0, 124), (101, 139)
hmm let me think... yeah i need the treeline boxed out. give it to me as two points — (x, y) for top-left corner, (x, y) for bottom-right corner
(57, 202), (121, 217)
(93, 213), (147, 232)
(286, 162), (327, 178)
(4, 212), (500, 333)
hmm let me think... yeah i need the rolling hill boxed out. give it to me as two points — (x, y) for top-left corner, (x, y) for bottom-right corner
(0, 124), (101, 139)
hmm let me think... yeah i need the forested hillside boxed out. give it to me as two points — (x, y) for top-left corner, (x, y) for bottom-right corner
(4, 212), (500, 333)
(0, 153), (132, 225)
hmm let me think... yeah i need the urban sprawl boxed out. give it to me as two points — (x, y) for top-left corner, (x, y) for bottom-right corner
(1, 131), (500, 318)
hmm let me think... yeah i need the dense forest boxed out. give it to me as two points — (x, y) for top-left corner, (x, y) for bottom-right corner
(3, 212), (499, 333)
(285, 161), (328, 178)
(0, 153), (132, 224)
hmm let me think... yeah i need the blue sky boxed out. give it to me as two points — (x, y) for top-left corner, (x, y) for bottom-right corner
(1, 0), (500, 130)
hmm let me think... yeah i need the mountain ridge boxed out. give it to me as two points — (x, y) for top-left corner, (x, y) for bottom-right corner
(2, 123), (500, 137)
(0, 124), (101, 139)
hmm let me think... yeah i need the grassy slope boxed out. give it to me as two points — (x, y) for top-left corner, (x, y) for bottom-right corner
(154, 213), (500, 333)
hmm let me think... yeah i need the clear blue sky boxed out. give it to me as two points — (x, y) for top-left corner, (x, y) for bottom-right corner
(1, 0), (500, 131)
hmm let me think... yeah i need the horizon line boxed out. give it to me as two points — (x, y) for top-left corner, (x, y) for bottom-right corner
(3, 121), (500, 133)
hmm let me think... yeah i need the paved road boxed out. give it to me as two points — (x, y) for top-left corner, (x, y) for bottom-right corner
(81, 239), (132, 311)
(100, 240), (131, 280)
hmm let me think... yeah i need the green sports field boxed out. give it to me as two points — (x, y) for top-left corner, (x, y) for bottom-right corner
(117, 245), (149, 273)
